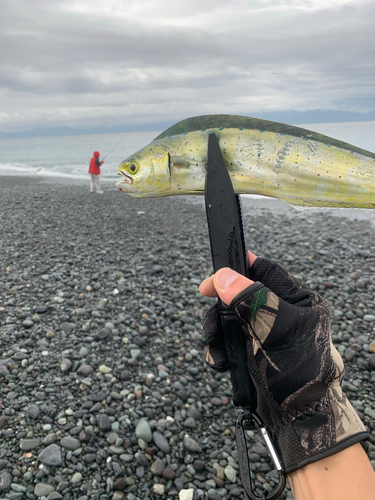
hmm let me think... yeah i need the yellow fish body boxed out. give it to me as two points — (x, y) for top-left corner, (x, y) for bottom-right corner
(116, 114), (375, 208)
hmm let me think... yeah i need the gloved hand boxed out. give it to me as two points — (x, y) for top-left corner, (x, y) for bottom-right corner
(200, 256), (368, 474)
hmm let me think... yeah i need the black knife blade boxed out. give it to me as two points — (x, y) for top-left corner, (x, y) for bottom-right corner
(205, 133), (257, 410)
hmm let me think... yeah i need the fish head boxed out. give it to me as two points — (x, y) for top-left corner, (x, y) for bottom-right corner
(116, 144), (171, 197)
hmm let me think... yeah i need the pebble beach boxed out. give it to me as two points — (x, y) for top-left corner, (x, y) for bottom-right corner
(1, 175), (375, 500)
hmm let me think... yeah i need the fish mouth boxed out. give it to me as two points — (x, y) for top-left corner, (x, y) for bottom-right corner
(115, 172), (133, 193)
(117, 171), (133, 185)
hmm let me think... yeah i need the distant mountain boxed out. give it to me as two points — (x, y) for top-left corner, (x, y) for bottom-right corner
(1, 110), (375, 139)
(0, 122), (174, 139)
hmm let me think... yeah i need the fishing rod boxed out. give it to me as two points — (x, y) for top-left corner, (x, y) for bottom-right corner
(102, 133), (128, 161)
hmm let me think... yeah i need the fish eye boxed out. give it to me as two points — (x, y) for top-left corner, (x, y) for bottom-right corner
(128, 163), (139, 175)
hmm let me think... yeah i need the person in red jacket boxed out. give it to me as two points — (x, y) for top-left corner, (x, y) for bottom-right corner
(89, 151), (104, 194)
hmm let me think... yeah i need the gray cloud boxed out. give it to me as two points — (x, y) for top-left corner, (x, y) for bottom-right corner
(1, 0), (375, 133)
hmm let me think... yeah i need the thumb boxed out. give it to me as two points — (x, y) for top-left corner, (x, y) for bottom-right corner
(214, 268), (254, 306)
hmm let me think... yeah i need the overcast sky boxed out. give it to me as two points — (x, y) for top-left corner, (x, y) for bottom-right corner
(1, 0), (375, 134)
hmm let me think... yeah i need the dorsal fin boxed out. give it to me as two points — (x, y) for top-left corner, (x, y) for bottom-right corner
(153, 114), (375, 160)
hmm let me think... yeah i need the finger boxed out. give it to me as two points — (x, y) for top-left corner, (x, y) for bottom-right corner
(199, 276), (217, 297)
(200, 252), (257, 298)
(214, 268), (254, 306)
(247, 251), (257, 268)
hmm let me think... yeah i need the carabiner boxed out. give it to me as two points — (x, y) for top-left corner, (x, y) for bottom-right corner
(236, 410), (286, 500)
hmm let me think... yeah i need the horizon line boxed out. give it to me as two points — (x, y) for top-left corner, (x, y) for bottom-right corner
(1, 109), (375, 139)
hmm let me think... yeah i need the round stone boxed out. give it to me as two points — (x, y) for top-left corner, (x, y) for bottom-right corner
(77, 364), (94, 375)
(344, 347), (356, 361)
(224, 465), (237, 483)
(60, 437), (81, 450)
(98, 414), (112, 432)
(367, 354), (375, 370)
(20, 439), (40, 451)
(96, 328), (111, 340)
(135, 420), (152, 443)
(183, 435), (201, 453)
(71, 472), (82, 483)
(179, 489), (194, 500)
(25, 405), (40, 419)
(113, 477), (127, 490)
(130, 349), (141, 359)
(152, 432), (170, 454)
(151, 459), (165, 476)
(60, 358), (72, 372)
(99, 365), (112, 374)
(34, 482), (55, 497)
(163, 467), (175, 479)
(60, 322), (72, 334)
(0, 470), (12, 492)
(153, 484), (165, 495)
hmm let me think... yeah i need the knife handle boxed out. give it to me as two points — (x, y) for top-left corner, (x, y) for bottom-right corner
(220, 307), (257, 410)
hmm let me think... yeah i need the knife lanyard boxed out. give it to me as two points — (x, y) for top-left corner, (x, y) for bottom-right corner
(204, 133), (286, 500)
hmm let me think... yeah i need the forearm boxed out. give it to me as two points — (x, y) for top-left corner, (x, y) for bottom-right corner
(288, 443), (375, 500)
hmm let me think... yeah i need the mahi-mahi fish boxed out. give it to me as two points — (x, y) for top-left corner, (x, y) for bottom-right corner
(116, 114), (375, 208)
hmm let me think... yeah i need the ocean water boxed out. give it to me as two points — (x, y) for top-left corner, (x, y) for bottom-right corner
(1, 121), (375, 182)
(0, 131), (159, 181)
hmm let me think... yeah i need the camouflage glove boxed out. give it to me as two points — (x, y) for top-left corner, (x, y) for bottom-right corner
(202, 257), (368, 474)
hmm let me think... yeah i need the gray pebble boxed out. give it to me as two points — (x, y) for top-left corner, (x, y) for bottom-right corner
(60, 358), (72, 372)
(79, 347), (89, 357)
(20, 438), (40, 451)
(38, 444), (62, 466)
(183, 417), (196, 429)
(96, 328), (111, 340)
(71, 472), (82, 483)
(0, 470), (12, 492)
(135, 420), (152, 443)
(25, 404), (40, 419)
(345, 347), (356, 361)
(151, 459), (165, 476)
(61, 437), (81, 450)
(152, 432), (171, 454)
(368, 354), (375, 370)
(0, 416), (8, 429)
(251, 442), (268, 458)
(183, 435), (201, 453)
(130, 349), (141, 359)
(11, 483), (27, 493)
(77, 364), (94, 375)
(60, 322), (72, 334)
(224, 465), (237, 482)
(48, 493), (63, 500)
(98, 414), (112, 432)
(34, 482), (55, 497)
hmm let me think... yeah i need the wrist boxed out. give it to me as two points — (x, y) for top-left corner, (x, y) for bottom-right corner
(288, 443), (375, 500)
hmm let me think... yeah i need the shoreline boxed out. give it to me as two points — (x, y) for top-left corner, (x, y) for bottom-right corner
(2, 173), (375, 223)
(3, 173), (373, 225)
